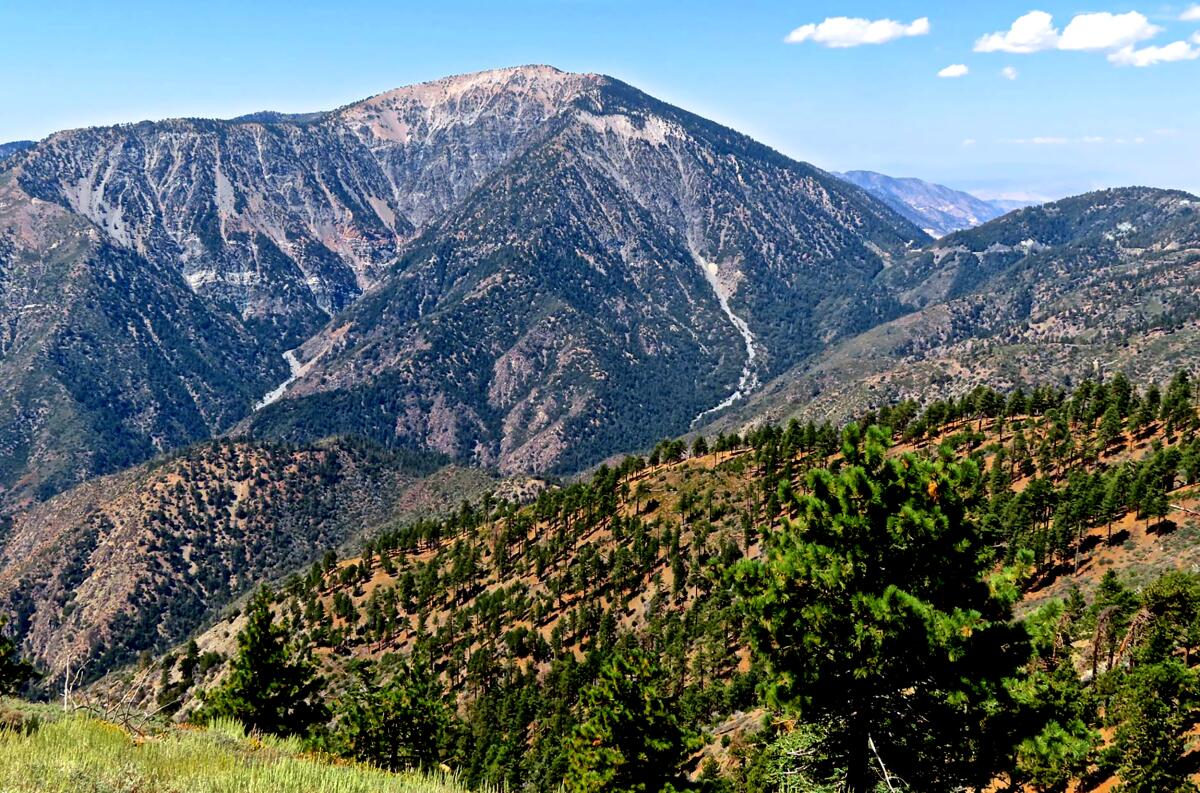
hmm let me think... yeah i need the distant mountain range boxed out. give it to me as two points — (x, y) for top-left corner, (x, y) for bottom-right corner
(702, 186), (1200, 436)
(836, 170), (1035, 237)
(3, 65), (1200, 691)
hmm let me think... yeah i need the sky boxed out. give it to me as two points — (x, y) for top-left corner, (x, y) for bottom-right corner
(3, 1), (1199, 200)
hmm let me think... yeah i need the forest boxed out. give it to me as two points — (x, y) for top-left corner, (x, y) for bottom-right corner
(6, 371), (1200, 792)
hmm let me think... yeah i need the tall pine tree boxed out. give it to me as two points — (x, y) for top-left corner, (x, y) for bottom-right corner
(738, 424), (1031, 791)
(198, 586), (326, 736)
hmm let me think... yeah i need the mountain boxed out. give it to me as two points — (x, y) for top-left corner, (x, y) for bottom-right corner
(0, 141), (34, 163)
(1, 66), (927, 501)
(244, 70), (927, 474)
(836, 170), (1023, 237)
(78, 387), (1200, 792)
(703, 186), (1200, 433)
(0, 437), (509, 677)
(0, 170), (286, 503)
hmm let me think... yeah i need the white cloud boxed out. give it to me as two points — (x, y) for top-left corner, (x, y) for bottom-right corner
(975, 11), (1060, 53)
(1059, 11), (1160, 51)
(1182, 5), (1200, 22)
(1109, 39), (1200, 66)
(1082, 136), (1106, 143)
(974, 9), (1161, 54)
(977, 10), (1196, 66)
(785, 16), (930, 48)
(938, 63), (969, 78)
(1001, 66), (1019, 80)
(962, 138), (977, 147)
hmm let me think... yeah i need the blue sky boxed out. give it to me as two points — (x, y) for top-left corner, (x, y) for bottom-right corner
(4, 1), (1198, 198)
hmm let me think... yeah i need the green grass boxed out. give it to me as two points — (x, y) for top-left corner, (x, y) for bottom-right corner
(0, 704), (469, 793)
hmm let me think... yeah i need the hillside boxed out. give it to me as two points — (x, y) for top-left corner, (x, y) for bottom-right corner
(70, 372), (1200, 791)
(0, 701), (467, 793)
(0, 141), (33, 163)
(0, 438), (511, 679)
(836, 169), (1019, 237)
(0, 170), (292, 508)
(705, 187), (1200, 435)
(245, 70), (928, 474)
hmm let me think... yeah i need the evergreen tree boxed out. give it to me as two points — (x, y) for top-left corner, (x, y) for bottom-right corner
(198, 586), (326, 736)
(564, 646), (691, 793)
(738, 424), (1030, 792)
(0, 617), (37, 694)
(329, 656), (450, 770)
(1099, 402), (1124, 450)
(1108, 659), (1197, 793)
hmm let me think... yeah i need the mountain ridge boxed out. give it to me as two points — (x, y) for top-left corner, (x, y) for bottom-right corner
(700, 185), (1200, 436)
(836, 169), (1028, 237)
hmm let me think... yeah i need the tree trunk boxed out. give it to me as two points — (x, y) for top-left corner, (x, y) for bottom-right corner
(846, 724), (874, 793)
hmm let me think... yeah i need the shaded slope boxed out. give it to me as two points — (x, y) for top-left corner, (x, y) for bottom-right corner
(0, 437), (502, 678)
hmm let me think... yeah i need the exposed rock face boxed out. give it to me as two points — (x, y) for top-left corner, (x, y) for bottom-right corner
(0, 172), (281, 503)
(2, 65), (926, 498)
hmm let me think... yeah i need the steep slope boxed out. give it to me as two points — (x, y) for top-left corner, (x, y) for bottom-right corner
(2, 66), (925, 500)
(837, 169), (1020, 237)
(0, 171), (284, 505)
(15, 67), (605, 343)
(0, 437), (506, 677)
(705, 187), (1200, 432)
(89, 385), (1200, 793)
(248, 76), (928, 473)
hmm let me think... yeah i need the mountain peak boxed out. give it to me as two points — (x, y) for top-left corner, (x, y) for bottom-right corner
(345, 65), (599, 114)
(331, 65), (607, 149)
(836, 170), (1021, 237)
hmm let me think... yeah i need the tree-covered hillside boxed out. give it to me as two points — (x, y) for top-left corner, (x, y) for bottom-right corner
(33, 370), (1200, 792)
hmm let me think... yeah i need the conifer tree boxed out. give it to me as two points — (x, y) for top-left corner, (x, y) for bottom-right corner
(738, 424), (1030, 792)
(198, 586), (326, 736)
(0, 617), (37, 695)
(329, 656), (450, 770)
(564, 646), (691, 793)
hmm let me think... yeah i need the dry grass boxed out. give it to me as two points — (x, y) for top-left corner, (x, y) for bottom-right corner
(0, 702), (470, 793)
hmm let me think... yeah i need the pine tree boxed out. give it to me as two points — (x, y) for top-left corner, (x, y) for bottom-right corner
(563, 646), (691, 793)
(738, 424), (1030, 792)
(1099, 402), (1124, 450)
(1109, 659), (1197, 793)
(197, 586), (326, 736)
(329, 656), (450, 770)
(0, 617), (37, 694)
